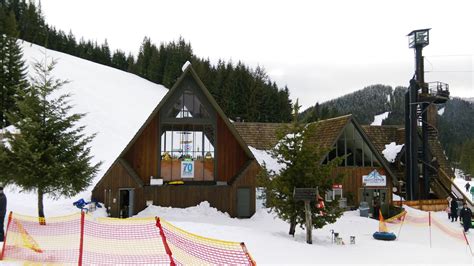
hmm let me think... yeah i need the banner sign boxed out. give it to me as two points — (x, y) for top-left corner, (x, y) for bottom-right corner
(362, 170), (386, 187)
(181, 160), (194, 178)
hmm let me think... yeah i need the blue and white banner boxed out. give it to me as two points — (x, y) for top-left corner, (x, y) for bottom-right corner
(181, 160), (194, 178)
(362, 170), (386, 187)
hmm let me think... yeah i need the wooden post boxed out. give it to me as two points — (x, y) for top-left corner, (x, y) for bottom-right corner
(293, 187), (317, 245)
(304, 200), (312, 244)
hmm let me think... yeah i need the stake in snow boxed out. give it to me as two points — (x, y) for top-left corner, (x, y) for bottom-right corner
(0, 58), (100, 221)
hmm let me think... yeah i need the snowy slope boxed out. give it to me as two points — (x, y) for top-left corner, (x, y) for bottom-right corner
(3, 41), (168, 216)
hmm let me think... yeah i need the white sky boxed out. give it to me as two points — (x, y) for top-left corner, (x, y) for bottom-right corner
(40, 0), (474, 109)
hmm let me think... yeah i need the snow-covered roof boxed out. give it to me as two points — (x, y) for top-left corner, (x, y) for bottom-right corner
(382, 142), (404, 163)
(371, 111), (390, 126)
(248, 146), (283, 175)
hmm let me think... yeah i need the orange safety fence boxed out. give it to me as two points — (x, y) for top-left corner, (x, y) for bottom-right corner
(0, 212), (256, 265)
(385, 210), (467, 244)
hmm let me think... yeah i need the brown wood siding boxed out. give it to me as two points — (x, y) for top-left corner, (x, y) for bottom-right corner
(143, 160), (259, 217)
(124, 115), (159, 185)
(230, 160), (259, 216)
(333, 167), (392, 205)
(92, 161), (143, 217)
(216, 116), (248, 182)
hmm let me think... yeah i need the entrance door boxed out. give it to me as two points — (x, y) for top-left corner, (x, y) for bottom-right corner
(119, 189), (134, 218)
(359, 188), (388, 217)
(237, 188), (250, 218)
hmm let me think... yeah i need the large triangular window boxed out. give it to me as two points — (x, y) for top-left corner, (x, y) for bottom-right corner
(167, 89), (210, 119)
(160, 77), (217, 183)
(324, 123), (382, 167)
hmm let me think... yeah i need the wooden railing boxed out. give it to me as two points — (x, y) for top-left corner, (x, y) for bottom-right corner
(438, 168), (473, 210)
(393, 199), (448, 212)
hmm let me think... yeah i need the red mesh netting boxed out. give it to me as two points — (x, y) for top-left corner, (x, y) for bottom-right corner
(1, 212), (255, 265)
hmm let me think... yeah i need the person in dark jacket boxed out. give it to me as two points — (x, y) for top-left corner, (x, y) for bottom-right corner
(450, 199), (458, 222)
(459, 202), (472, 233)
(0, 186), (7, 242)
(466, 182), (471, 193)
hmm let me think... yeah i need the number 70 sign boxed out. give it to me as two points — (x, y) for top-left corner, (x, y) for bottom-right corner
(181, 161), (194, 178)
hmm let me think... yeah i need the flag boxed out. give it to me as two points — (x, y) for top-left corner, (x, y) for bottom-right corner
(378, 210), (388, 233)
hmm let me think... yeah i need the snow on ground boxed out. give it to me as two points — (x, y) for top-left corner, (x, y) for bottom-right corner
(454, 169), (473, 202)
(132, 203), (473, 265)
(382, 142), (404, 163)
(371, 111), (389, 126)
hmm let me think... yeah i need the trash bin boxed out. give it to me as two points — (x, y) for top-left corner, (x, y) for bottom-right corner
(339, 198), (347, 209)
(359, 201), (369, 217)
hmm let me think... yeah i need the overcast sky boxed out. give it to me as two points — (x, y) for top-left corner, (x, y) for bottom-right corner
(40, 0), (473, 109)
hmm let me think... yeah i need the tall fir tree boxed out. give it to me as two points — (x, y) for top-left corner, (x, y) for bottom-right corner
(259, 101), (343, 237)
(0, 58), (101, 220)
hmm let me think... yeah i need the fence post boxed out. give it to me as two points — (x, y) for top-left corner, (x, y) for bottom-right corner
(156, 217), (175, 266)
(78, 211), (85, 266)
(428, 211), (432, 248)
(0, 212), (12, 260)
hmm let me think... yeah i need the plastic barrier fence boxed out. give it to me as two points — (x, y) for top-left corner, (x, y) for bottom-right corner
(385, 210), (471, 254)
(0, 212), (256, 265)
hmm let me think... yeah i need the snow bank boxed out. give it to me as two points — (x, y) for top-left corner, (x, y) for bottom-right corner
(370, 111), (389, 126)
(382, 142), (403, 163)
(135, 201), (231, 221)
(249, 146), (282, 174)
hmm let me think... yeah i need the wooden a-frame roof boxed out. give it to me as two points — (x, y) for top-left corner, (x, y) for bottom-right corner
(234, 115), (398, 183)
(96, 64), (255, 189)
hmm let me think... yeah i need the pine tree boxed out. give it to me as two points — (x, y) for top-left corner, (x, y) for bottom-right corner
(0, 58), (101, 220)
(260, 101), (343, 237)
(1, 12), (27, 129)
(1, 36), (27, 128)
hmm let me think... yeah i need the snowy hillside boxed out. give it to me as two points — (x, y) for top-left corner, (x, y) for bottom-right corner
(3, 41), (168, 216)
(19, 41), (168, 185)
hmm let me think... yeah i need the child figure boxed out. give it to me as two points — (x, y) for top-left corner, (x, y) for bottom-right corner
(446, 205), (451, 220)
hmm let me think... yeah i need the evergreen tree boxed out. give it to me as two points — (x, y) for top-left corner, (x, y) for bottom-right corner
(0, 14), (27, 128)
(260, 101), (343, 237)
(0, 58), (101, 220)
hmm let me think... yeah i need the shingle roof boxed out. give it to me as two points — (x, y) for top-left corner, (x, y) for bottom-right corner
(233, 122), (288, 150)
(361, 125), (402, 155)
(309, 115), (352, 150)
(233, 115), (353, 151)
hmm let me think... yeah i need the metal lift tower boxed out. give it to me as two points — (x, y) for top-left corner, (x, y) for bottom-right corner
(405, 29), (450, 200)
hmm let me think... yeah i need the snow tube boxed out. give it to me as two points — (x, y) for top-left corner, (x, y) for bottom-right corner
(373, 231), (396, 241)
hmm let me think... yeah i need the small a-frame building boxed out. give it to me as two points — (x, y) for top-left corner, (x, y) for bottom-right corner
(92, 65), (259, 218)
(234, 115), (397, 215)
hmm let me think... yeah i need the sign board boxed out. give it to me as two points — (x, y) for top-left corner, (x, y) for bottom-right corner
(332, 184), (343, 189)
(293, 188), (318, 201)
(362, 170), (386, 187)
(181, 160), (194, 178)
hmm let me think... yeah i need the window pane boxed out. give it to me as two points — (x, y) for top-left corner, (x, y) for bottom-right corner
(166, 90), (210, 119)
(160, 124), (215, 181)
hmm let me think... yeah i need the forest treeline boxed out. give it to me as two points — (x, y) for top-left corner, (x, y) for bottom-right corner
(0, 0), (292, 123)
